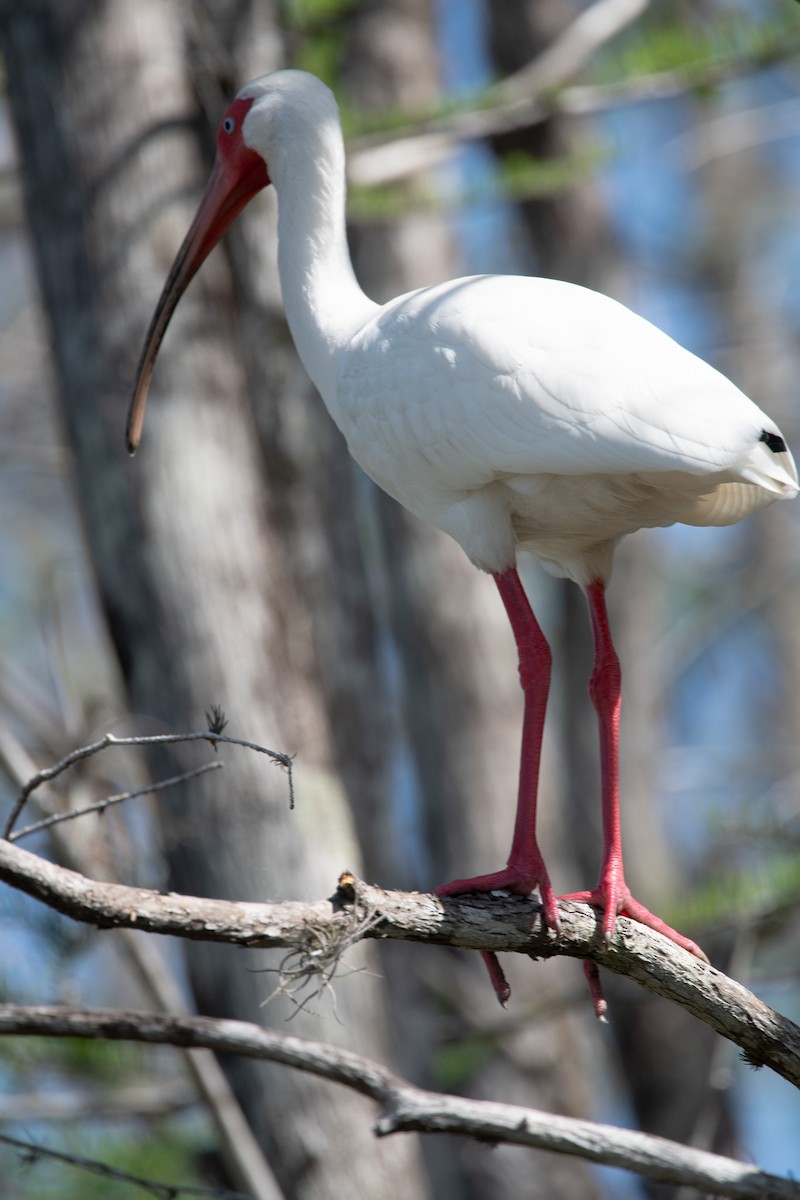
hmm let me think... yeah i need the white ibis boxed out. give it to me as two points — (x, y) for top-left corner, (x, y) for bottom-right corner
(128, 70), (797, 1005)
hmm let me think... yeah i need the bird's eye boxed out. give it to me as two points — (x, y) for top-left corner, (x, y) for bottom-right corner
(223, 116), (235, 134)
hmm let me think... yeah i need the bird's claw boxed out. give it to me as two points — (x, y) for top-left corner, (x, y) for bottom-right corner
(436, 864), (560, 1008)
(582, 960), (608, 1022)
(481, 951), (511, 1007)
(560, 882), (707, 962)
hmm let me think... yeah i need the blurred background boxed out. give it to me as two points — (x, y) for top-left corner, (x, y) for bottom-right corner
(1, 0), (799, 1196)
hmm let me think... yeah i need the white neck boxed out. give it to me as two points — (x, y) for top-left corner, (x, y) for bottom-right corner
(271, 127), (377, 406)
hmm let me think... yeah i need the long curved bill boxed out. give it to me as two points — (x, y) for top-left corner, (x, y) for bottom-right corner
(127, 146), (268, 454)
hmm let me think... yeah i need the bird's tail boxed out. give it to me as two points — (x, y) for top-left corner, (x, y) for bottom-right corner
(736, 428), (798, 499)
(682, 427), (797, 527)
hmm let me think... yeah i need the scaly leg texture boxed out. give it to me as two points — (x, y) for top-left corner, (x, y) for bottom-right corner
(436, 567), (559, 934)
(560, 580), (706, 961)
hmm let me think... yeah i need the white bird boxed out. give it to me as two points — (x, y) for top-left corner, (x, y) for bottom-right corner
(128, 70), (798, 1005)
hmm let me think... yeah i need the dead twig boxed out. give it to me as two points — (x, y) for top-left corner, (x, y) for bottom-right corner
(3, 728), (294, 838)
(8, 762), (223, 842)
(0, 719), (289, 1200)
(0, 1129), (251, 1200)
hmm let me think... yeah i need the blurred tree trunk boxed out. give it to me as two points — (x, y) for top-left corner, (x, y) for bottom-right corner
(0, 1), (428, 1197)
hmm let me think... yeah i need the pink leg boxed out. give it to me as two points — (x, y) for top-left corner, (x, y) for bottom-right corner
(560, 581), (707, 961)
(436, 568), (559, 934)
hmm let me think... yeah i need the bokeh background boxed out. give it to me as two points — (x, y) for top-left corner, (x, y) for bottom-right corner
(1, 1), (799, 1197)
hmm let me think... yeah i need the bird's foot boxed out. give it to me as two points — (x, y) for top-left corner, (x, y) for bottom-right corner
(560, 879), (707, 962)
(435, 860), (560, 933)
(435, 860), (560, 1008)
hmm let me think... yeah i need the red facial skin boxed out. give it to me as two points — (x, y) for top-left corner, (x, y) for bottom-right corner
(127, 95), (270, 453)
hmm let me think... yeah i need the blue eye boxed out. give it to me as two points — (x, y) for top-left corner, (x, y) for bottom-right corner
(223, 116), (235, 134)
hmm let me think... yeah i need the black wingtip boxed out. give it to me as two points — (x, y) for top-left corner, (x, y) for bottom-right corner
(760, 429), (787, 454)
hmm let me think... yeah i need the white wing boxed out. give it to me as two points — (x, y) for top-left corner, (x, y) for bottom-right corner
(338, 275), (793, 497)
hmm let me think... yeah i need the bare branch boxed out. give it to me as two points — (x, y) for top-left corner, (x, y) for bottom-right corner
(0, 1004), (796, 1200)
(3, 728), (294, 837)
(493, 0), (650, 101)
(0, 1129), (250, 1199)
(0, 722), (287, 1200)
(8, 762), (223, 842)
(348, 22), (800, 187)
(347, 0), (650, 186)
(0, 838), (797, 1087)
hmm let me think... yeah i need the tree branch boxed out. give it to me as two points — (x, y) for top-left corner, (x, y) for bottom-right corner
(0, 720), (288, 1200)
(3, 729), (294, 838)
(348, 20), (800, 186)
(0, 837), (798, 1088)
(8, 761), (223, 842)
(0, 1129), (251, 1200)
(492, 0), (650, 101)
(0, 1003), (796, 1200)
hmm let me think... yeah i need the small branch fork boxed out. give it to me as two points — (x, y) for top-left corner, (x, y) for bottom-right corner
(0, 723), (286, 1200)
(0, 1003), (796, 1200)
(2, 727), (295, 839)
(8, 762), (223, 842)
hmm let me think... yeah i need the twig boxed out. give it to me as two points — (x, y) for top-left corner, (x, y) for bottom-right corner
(8, 762), (223, 842)
(3, 729), (294, 837)
(348, 25), (800, 186)
(0, 1004), (796, 1200)
(493, 0), (650, 101)
(0, 1129), (251, 1200)
(347, 0), (651, 186)
(0, 721), (287, 1200)
(0, 840), (798, 1088)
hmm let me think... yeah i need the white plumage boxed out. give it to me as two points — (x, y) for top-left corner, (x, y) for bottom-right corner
(129, 70), (797, 1006)
(335, 273), (795, 582)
